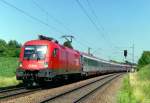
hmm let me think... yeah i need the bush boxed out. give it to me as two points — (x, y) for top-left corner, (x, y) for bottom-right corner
(138, 64), (150, 80)
(138, 51), (150, 68)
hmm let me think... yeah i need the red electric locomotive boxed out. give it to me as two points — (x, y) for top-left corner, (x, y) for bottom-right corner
(16, 35), (81, 85)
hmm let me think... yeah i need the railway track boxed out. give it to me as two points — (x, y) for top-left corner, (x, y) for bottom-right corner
(0, 76), (86, 101)
(0, 73), (123, 103)
(0, 84), (24, 91)
(40, 73), (122, 103)
(0, 86), (25, 93)
(0, 87), (41, 101)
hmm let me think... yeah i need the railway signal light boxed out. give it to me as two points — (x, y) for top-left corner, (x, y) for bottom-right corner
(124, 50), (127, 58)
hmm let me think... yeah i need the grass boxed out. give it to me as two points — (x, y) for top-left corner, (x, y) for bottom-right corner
(117, 65), (150, 103)
(117, 75), (137, 103)
(0, 57), (19, 87)
(0, 57), (18, 77)
(0, 76), (19, 87)
(138, 64), (150, 80)
(136, 65), (150, 101)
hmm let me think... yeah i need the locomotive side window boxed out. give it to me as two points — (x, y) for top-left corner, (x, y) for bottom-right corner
(52, 48), (58, 57)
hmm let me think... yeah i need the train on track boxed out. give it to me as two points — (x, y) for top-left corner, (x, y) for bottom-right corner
(16, 35), (131, 86)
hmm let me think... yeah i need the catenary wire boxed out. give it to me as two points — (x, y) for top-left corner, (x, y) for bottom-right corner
(32, 0), (73, 34)
(32, 0), (96, 49)
(0, 0), (64, 35)
(86, 0), (117, 47)
(75, 0), (114, 48)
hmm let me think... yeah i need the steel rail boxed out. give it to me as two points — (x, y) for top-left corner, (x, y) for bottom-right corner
(0, 88), (41, 100)
(0, 87), (25, 93)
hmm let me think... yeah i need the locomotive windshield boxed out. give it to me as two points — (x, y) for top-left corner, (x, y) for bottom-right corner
(24, 45), (47, 60)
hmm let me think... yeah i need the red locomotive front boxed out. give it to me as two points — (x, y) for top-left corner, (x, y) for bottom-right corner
(16, 35), (81, 85)
(20, 41), (49, 70)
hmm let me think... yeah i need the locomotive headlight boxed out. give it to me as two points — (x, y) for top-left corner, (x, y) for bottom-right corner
(44, 62), (48, 68)
(19, 62), (22, 67)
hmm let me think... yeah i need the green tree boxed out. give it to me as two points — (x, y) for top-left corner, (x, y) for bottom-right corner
(8, 40), (21, 48)
(138, 51), (150, 67)
(7, 40), (21, 57)
(0, 39), (7, 56)
(0, 39), (21, 57)
(63, 40), (73, 49)
(15, 48), (20, 57)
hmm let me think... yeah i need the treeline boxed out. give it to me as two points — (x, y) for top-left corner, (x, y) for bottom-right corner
(0, 39), (21, 57)
(138, 51), (150, 68)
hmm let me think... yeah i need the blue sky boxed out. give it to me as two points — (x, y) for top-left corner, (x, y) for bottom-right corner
(0, 0), (150, 63)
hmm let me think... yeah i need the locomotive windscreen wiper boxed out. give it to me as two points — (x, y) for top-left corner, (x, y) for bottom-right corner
(27, 52), (35, 60)
(36, 52), (41, 61)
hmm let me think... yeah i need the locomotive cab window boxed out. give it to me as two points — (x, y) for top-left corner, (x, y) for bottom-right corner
(52, 48), (58, 57)
(24, 45), (47, 60)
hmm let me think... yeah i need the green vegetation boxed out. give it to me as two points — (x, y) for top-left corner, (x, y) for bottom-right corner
(0, 57), (19, 87)
(117, 65), (150, 103)
(0, 76), (19, 87)
(138, 64), (150, 80)
(138, 51), (150, 68)
(0, 39), (21, 87)
(0, 39), (21, 57)
(63, 40), (73, 49)
(0, 57), (18, 77)
(118, 50), (150, 103)
(137, 65), (150, 99)
(117, 75), (136, 103)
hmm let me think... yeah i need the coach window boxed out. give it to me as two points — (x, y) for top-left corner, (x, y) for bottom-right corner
(52, 48), (58, 57)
